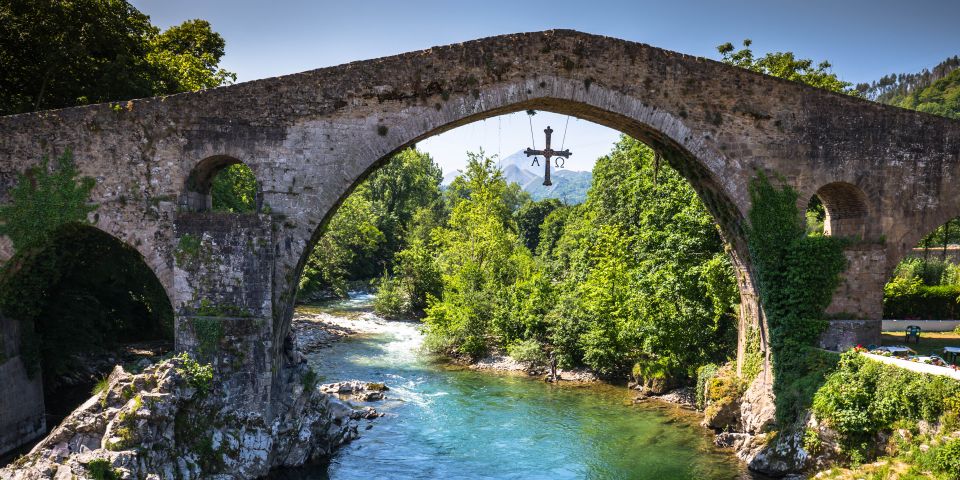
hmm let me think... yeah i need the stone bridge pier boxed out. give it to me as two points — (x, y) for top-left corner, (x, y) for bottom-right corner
(1, 30), (959, 456)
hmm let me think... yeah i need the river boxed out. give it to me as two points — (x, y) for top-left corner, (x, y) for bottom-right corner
(272, 293), (758, 480)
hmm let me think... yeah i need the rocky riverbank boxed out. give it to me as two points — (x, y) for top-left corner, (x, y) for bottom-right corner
(293, 308), (417, 354)
(468, 351), (600, 382)
(0, 352), (386, 480)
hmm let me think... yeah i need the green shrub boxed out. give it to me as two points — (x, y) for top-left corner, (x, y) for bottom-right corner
(506, 338), (547, 366)
(632, 356), (673, 383)
(884, 282), (960, 319)
(85, 459), (120, 480)
(174, 353), (214, 396)
(373, 274), (407, 318)
(894, 257), (951, 286)
(702, 365), (745, 423)
(695, 363), (719, 410)
(931, 437), (960, 479)
(812, 351), (960, 461)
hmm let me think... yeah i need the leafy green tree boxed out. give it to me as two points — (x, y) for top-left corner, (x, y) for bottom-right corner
(0, 0), (235, 115)
(0, 151), (96, 250)
(543, 138), (738, 376)
(717, 39), (856, 95)
(363, 148), (443, 261)
(211, 164), (257, 213)
(299, 148), (443, 299)
(535, 205), (573, 259)
(406, 138), (737, 376)
(444, 150), (530, 218)
(893, 67), (960, 120)
(146, 19), (236, 93)
(299, 194), (383, 299)
(857, 55), (960, 114)
(514, 199), (562, 252)
(424, 152), (531, 357)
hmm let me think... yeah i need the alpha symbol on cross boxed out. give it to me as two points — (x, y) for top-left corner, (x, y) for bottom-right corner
(524, 126), (571, 186)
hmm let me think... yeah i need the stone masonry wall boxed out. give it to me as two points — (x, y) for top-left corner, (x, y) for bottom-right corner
(173, 213), (274, 411)
(0, 313), (44, 456)
(819, 244), (887, 350)
(827, 244), (887, 319)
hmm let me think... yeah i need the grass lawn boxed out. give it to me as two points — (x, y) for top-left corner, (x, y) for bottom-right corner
(881, 330), (960, 355)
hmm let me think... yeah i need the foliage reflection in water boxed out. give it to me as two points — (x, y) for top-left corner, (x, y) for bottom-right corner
(272, 294), (758, 480)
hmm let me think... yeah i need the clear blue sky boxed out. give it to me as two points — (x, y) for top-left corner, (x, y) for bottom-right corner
(132, 0), (960, 174)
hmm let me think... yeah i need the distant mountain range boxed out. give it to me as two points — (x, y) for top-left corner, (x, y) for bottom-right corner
(442, 150), (592, 204)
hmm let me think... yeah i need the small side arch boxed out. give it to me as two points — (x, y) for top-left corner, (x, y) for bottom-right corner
(180, 155), (261, 212)
(813, 182), (870, 238)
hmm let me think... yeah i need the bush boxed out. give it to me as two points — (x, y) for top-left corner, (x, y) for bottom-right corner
(632, 357), (673, 383)
(506, 338), (547, 366)
(812, 351), (960, 461)
(894, 257), (950, 286)
(85, 459), (120, 480)
(174, 353), (214, 396)
(696, 363), (719, 410)
(373, 274), (407, 318)
(884, 282), (960, 319)
(931, 437), (960, 479)
(702, 365), (745, 424)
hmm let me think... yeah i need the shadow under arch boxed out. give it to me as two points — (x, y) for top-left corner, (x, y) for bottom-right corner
(180, 154), (261, 213)
(0, 222), (173, 449)
(811, 181), (870, 239)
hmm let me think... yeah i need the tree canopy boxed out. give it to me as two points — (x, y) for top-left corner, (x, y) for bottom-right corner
(717, 39), (856, 95)
(0, 0), (235, 115)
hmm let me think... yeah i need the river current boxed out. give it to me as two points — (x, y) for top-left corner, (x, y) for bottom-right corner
(272, 294), (757, 480)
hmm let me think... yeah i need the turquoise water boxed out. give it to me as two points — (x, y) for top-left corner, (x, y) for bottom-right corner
(273, 295), (757, 480)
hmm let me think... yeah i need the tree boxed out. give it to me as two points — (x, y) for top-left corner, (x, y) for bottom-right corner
(299, 148), (443, 299)
(363, 148), (443, 260)
(0, 0), (235, 115)
(717, 40), (856, 95)
(444, 150), (530, 219)
(893, 67), (960, 120)
(299, 194), (383, 299)
(514, 199), (562, 251)
(423, 152), (531, 357)
(211, 164), (257, 213)
(146, 19), (236, 93)
(542, 138), (738, 376)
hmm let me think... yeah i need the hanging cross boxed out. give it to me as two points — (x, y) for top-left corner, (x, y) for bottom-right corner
(525, 126), (571, 186)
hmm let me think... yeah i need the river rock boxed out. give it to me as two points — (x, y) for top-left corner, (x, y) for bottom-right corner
(705, 374), (813, 477)
(739, 374), (776, 434)
(650, 387), (696, 408)
(744, 428), (809, 476)
(703, 396), (741, 430)
(319, 380), (389, 402)
(0, 357), (378, 479)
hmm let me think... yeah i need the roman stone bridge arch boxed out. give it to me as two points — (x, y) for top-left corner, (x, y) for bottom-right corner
(1, 30), (959, 453)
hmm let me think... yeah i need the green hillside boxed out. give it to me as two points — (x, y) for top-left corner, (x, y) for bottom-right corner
(858, 56), (960, 119)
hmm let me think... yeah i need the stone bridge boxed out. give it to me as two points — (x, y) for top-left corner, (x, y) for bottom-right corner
(1, 30), (959, 455)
